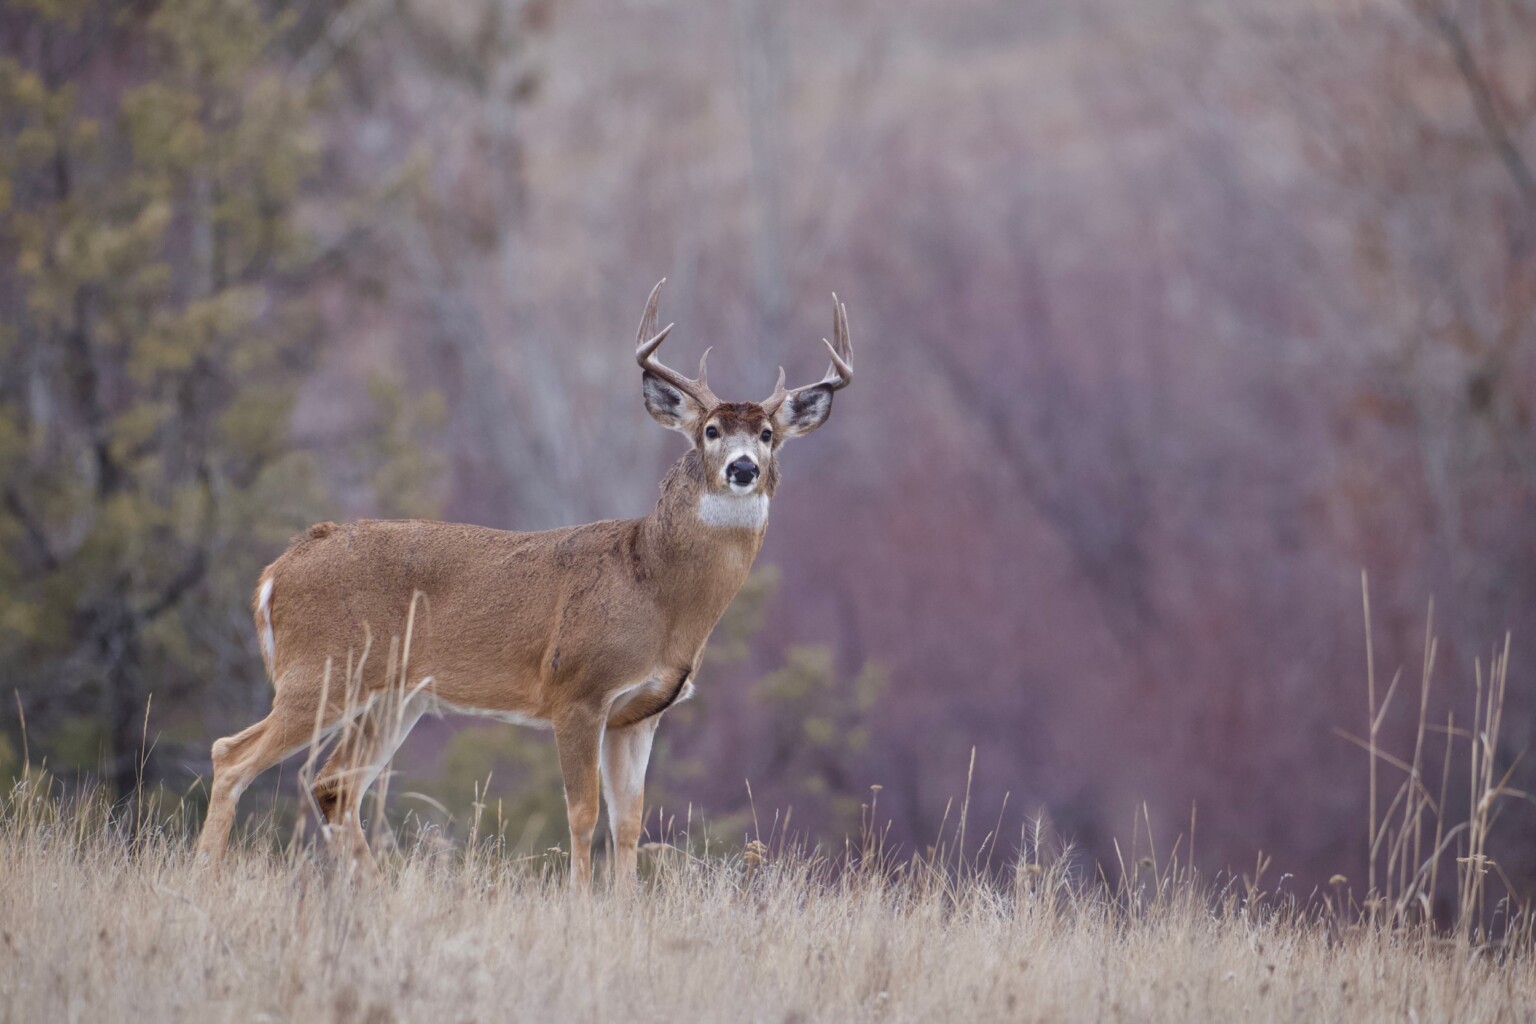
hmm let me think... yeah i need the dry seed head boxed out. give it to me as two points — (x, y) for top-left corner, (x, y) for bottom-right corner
(743, 839), (768, 870)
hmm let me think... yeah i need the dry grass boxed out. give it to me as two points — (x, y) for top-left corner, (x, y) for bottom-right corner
(1, 781), (1532, 1024)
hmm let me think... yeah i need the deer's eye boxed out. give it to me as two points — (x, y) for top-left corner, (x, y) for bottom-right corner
(705, 425), (720, 440)
(760, 429), (773, 443)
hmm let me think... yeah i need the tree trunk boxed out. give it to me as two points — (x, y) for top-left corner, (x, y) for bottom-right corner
(104, 621), (146, 800)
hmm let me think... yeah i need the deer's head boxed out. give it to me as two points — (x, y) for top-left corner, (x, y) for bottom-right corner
(636, 280), (853, 499)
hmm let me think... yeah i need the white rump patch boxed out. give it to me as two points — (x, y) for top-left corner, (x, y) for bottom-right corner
(698, 492), (769, 529)
(256, 578), (276, 666)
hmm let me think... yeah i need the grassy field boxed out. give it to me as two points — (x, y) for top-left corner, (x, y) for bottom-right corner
(4, 612), (1530, 1022)
(1, 779), (1532, 1024)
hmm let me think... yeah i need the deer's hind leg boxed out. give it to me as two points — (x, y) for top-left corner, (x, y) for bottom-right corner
(309, 695), (425, 875)
(197, 676), (353, 870)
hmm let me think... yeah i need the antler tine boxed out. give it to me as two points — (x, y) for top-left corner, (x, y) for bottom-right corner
(761, 365), (788, 415)
(804, 294), (853, 391)
(760, 294), (853, 413)
(636, 278), (664, 347)
(634, 279), (718, 408)
(818, 294), (853, 389)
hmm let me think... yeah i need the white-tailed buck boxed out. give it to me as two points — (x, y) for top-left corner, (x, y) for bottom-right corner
(196, 281), (853, 889)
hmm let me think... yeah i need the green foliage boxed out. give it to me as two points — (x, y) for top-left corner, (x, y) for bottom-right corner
(0, 0), (434, 793)
(752, 645), (888, 834)
(702, 565), (779, 665)
(0, 731), (17, 782)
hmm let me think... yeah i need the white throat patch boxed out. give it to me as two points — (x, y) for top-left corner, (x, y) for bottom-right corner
(698, 491), (769, 530)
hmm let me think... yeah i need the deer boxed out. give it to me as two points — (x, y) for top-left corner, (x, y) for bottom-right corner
(195, 280), (853, 890)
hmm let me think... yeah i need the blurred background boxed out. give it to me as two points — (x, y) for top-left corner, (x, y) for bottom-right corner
(1, 0), (1533, 893)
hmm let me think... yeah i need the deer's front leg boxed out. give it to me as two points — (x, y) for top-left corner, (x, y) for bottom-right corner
(601, 716), (659, 891)
(554, 707), (604, 894)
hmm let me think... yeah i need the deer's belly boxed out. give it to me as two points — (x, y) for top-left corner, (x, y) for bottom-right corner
(424, 695), (553, 730)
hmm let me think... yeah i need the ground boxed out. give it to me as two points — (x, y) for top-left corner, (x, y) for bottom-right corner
(2, 784), (1531, 1023)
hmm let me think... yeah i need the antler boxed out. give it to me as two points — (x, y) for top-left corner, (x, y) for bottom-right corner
(761, 294), (854, 414)
(635, 279), (718, 409)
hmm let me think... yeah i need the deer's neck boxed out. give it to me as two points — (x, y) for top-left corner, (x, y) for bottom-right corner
(639, 451), (767, 600)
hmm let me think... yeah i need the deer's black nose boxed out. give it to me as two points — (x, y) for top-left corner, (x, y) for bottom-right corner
(727, 458), (760, 486)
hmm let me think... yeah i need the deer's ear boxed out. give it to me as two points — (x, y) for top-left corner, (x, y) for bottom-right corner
(643, 372), (706, 435)
(772, 385), (834, 439)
